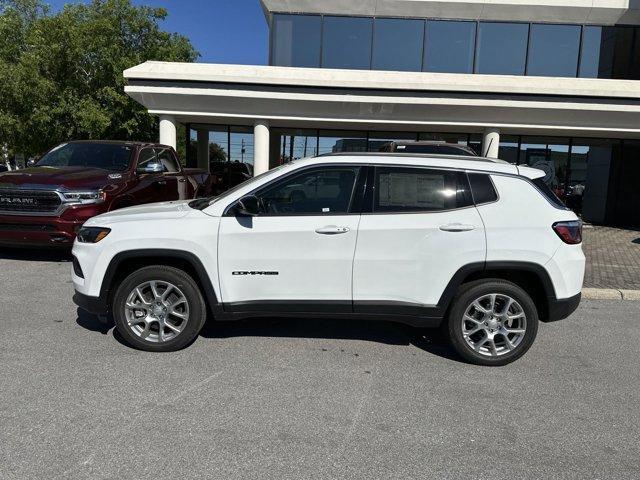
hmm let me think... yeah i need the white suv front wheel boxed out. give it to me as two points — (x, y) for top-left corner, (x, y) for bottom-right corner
(112, 266), (207, 352)
(446, 280), (539, 366)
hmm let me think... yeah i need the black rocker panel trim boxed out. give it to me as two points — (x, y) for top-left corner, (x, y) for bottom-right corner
(224, 300), (352, 314)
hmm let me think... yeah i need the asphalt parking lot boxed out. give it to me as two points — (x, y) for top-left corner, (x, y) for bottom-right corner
(1, 251), (639, 480)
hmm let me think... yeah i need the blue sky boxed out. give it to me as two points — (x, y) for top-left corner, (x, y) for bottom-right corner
(45, 0), (269, 64)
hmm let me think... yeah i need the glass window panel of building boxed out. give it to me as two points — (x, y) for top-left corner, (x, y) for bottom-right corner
(527, 24), (581, 77)
(229, 127), (254, 166)
(372, 18), (424, 72)
(273, 129), (319, 164)
(318, 130), (368, 154)
(322, 16), (373, 69)
(418, 132), (470, 145)
(580, 26), (639, 79)
(475, 22), (529, 75)
(271, 14), (321, 67)
(424, 20), (476, 74)
(520, 137), (570, 198)
(569, 139), (620, 222)
(498, 136), (519, 164)
(188, 126), (228, 167)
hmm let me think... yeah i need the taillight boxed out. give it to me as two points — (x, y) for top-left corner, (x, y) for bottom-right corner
(553, 221), (582, 244)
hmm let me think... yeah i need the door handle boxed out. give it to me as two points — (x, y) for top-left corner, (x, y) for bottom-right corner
(156, 180), (167, 186)
(315, 226), (350, 235)
(439, 223), (476, 232)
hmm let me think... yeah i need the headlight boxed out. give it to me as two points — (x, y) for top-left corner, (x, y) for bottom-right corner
(76, 227), (111, 243)
(61, 190), (106, 205)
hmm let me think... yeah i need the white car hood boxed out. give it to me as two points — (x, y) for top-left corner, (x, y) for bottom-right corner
(85, 200), (194, 226)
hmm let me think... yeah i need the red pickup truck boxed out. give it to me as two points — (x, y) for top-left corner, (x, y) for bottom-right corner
(0, 140), (213, 247)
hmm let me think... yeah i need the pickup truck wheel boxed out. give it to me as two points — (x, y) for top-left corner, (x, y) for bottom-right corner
(446, 280), (539, 366)
(112, 266), (207, 352)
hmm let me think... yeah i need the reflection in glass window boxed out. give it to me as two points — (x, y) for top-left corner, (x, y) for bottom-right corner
(579, 26), (603, 78)
(271, 14), (322, 67)
(372, 18), (424, 72)
(273, 129), (318, 164)
(368, 131), (417, 152)
(424, 20), (476, 73)
(498, 136), (519, 164)
(229, 126), (254, 168)
(527, 24), (581, 77)
(322, 16), (373, 69)
(520, 137), (570, 199)
(476, 22), (529, 75)
(419, 133), (470, 145)
(318, 130), (368, 155)
(569, 139), (617, 222)
(578, 26), (639, 79)
(468, 134), (483, 156)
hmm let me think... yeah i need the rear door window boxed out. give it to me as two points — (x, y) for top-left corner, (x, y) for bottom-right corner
(373, 167), (472, 213)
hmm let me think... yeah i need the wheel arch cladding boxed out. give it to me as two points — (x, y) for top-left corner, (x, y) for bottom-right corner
(101, 249), (220, 314)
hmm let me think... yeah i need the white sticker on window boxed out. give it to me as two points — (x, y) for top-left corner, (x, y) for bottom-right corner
(322, 207), (330, 212)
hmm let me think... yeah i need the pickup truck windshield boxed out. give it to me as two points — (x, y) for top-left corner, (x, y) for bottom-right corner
(37, 143), (132, 171)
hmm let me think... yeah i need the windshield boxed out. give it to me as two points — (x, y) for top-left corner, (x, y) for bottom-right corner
(37, 143), (133, 171)
(190, 163), (291, 211)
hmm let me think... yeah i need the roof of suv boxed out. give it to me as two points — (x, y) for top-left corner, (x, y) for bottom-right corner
(311, 152), (545, 180)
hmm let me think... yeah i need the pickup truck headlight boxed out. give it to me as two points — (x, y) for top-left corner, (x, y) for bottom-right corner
(76, 227), (111, 243)
(61, 190), (106, 205)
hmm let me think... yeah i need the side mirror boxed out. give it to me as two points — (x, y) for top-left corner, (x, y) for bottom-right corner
(137, 161), (164, 174)
(27, 158), (37, 167)
(234, 195), (261, 217)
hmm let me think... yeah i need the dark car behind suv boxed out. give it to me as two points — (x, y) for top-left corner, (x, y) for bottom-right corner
(380, 141), (478, 156)
(0, 140), (213, 247)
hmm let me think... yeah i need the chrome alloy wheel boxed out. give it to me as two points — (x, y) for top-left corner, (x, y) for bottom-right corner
(124, 281), (190, 343)
(461, 293), (527, 357)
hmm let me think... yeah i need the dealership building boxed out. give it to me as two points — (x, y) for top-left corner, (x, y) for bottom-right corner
(124, 0), (640, 226)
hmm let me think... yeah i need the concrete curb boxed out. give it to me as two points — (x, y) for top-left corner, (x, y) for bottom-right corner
(582, 288), (640, 301)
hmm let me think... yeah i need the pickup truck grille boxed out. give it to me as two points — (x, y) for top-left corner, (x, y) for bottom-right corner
(0, 189), (62, 215)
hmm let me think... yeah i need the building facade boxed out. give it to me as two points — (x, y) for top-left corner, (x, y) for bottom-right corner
(124, 0), (640, 226)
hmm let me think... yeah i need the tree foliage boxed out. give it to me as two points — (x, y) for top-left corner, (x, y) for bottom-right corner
(0, 0), (198, 157)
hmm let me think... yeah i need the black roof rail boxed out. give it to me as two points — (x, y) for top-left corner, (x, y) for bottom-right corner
(317, 152), (507, 164)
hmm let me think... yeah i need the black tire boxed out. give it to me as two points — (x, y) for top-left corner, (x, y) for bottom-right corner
(445, 279), (539, 366)
(112, 266), (207, 352)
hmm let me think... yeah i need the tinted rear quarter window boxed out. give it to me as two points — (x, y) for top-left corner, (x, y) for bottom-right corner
(532, 178), (567, 209)
(468, 173), (498, 204)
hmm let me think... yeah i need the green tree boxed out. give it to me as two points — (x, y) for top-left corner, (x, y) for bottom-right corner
(0, 0), (198, 160)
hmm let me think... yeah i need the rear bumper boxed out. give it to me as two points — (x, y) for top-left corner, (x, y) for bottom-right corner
(73, 291), (109, 315)
(545, 292), (581, 322)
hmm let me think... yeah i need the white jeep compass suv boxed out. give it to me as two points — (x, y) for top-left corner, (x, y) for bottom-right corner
(72, 153), (585, 366)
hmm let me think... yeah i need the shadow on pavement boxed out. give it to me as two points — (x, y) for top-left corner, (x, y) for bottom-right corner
(201, 316), (464, 362)
(76, 308), (113, 335)
(0, 247), (71, 262)
(75, 310), (464, 362)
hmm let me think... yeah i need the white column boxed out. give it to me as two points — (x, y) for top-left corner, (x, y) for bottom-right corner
(253, 120), (270, 176)
(482, 127), (500, 158)
(159, 114), (177, 150)
(196, 130), (209, 170)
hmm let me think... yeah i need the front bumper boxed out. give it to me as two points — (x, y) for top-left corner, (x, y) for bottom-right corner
(0, 205), (106, 247)
(73, 291), (109, 315)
